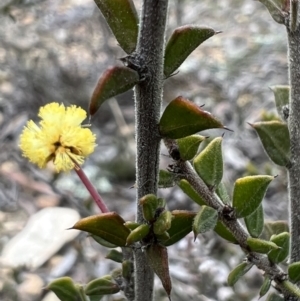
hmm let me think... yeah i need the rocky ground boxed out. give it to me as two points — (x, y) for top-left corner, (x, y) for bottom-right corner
(0, 0), (289, 300)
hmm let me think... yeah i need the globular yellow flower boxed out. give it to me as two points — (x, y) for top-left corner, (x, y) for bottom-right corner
(20, 102), (97, 172)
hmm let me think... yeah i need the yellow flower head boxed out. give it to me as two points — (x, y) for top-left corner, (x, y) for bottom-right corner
(20, 102), (97, 172)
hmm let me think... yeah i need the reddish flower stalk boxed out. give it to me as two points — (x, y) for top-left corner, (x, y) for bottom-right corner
(74, 164), (109, 213)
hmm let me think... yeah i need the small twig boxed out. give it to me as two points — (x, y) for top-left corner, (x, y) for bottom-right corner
(74, 164), (110, 213)
(290, 0), (299, 32)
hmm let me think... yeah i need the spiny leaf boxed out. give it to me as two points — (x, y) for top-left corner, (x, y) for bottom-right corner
(249, 121), (290, 167)
(159, 96), (227, 139)
(232, 175), (274, 218)
(94, 0), (138, 53)
(164, 25), (216, 76)
(71, 212), (130, 247)
(89, 66), (139, 115)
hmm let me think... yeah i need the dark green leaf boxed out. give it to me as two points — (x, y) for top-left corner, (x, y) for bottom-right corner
(162, 210), (196, 246)
(153, 211), (173, 235)
(247, 237), (279, 254)
(94, 0), (138, 53)
(215, 182), (231, 205)
(244, 204), (264, 238)
(158, 169), (176, 188)
(85, 276), (120, 296)
(89, 66), (139, 115)
(177, 135), (206, 161)
(193, 206), (218, 239)
(259, 275), (272, 298)
(140, 194), (165, 223)
(126, 224), (150, 245)
(193, 137), (223, 188)
(178, 179), (206, 206)
(90, 235), (118, 248)
(71, 212), (130, 247)
(227, 262), (253, 286)
(268, 232), (290, 263)
(249, 121), (290, 167)
(159, 96), (227, 139)
(232, 175), (273, 218)
(47, 277), (81, 301)
(214, 221), (237, 243)
(288, 262), (300, 283)
(105, 250), (123, 263)
(164, 25), (216, 76)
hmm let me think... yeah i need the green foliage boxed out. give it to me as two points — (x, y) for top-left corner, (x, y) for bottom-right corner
(244, 204), (264, 238)
(247, 237), (279, 253)
(47, 277), (82, 301)
(85, 276), (120, 296)
(177, 135), (206, 161)
(164, 25), (216, 76)
(94, 0), (138, 53)
(89, 66), (139, 115)
(249, 121), (290, 166)
(162, 210), (196, 246)
(259, 275), (272, 298)
(146, 244), (172, 298)
(71, 212), (130, 247)
(227, 262), (253, 286)
(268, 232), (290, 263)
(193, 205), (218, 239)
(193, 137), (223, 189)
(159, 96), (227, 139)
(126, 224), (150, 245)
(232, 175), (274, 218)
(288, 262), (300, 283)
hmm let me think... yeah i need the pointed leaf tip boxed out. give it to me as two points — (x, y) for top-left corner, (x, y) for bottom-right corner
(159, 96), (226, 139)
(72, 212), (130, 247)
(89, 66), (139, 116)
(94, 0), (138, 53)
(250, 121), (290, 167)
(233, 175), (273, 218)
(164, 25), (216, 76)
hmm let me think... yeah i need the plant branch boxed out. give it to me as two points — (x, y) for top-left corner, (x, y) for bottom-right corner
(164, 138), (298, 299)
(287, 20), (300, 266)
(131, 1), (169, 301)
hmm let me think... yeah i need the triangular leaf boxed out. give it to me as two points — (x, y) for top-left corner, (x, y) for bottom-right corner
(71, 212), (130, 247)
(164, 25), (216, 76)
(146, 244), (172, 298)
(90, 66), (139, 115)
(177, 135), (206, 161)
(249, 121), (290, 167)
(233, 175), (273, 218)
(159, 96), (227, 139)
(94, 0), (138, 53)
(193, 137), (223, 189)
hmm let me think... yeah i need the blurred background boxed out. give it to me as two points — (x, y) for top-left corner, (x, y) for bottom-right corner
(0, 0), (289, 300)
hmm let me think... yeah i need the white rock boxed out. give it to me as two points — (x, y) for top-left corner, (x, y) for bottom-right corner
(1, 207), (80, 269)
